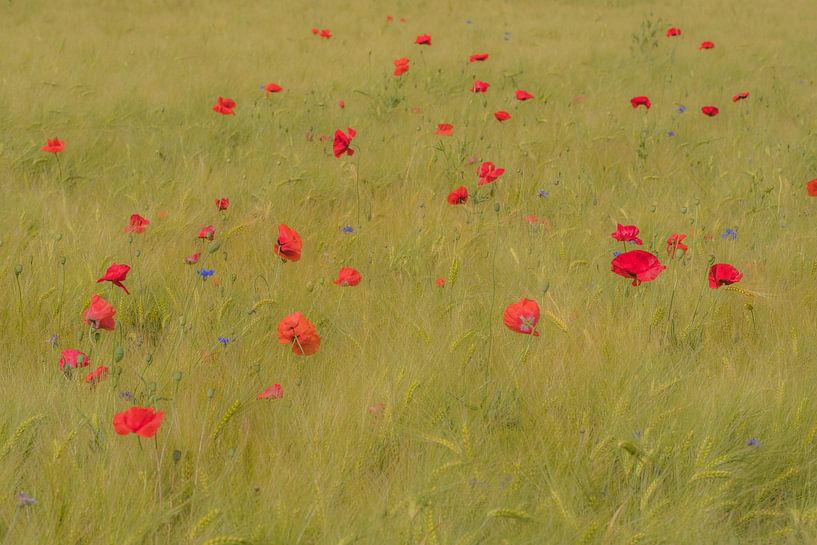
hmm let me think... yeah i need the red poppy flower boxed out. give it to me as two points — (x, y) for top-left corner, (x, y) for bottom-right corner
(277, 312), (320, 355)
(701, 106), (719, 117)
(666, 233), (688, 259)
(339, 100), (345, 109)
(515, 89), (534, 101)
(471, 80), (490, 93)
(611, 251), (666, 286)
(334, 267), (362, 286)
(477, 161), (505, 185)
(415, 34), (431, 45)
(436, 277), (445, 287)
(666, 27), (682, 37)
(393, 57), (410, 76)
(83, 294), (116, 331)
(436, 123), (453, 136)
(318, 28), (332, 39)
(265, 83), (283, 96)
(212, 96), (236, 115)
(386, 15), (394, 23)
(85, 366), (109, 384)
(447, 186), (468, 205)
(699, 41), (715, 50)
(41, 137), (65, 154)
(97, 264), (131, 295)
(59, 349), (90, 370)
(185, 252), (201, 264)
(503, 298), (540, 336)
(124, 214), (150, 234)
(197, 225), (215, 241)
(611, 224), (642, 245)
(469, 53), (489, 62)
(274, 224), (302, 262)
(807, 179), (817, 196)
(732, 92), (749, 102)
(333, 127), (356, 157)
(708, 264), (742, 288)
(311, 27), (319, 34)
(494, 111), (511, 122)
(113, 406), (164, 438)
(215, 197), (229, 211)
(630, 96), (651, 109)
(257, 384), (284, 400)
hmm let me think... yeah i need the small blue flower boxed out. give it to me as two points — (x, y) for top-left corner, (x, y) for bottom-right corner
(119, 391), (134, 401)
(217, 336), (231, 346)
(747, 438), (760, 447)
(613, 251), (622, 257)
(677, 105), (687, 113)
(341, 226), (354, 234)
(537, 189), (549, 198)
(46, 334), (59, 348)
(16, 492), (37, 507)
(667, 130), (676, 137)
(721, 228), (737, 240)
(198, 268), (215, 279)
(633, 430), (643, 440)
(503, 31), (511, 41)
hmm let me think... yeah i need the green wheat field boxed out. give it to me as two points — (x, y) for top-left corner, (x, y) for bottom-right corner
(3, 1), (817, 543)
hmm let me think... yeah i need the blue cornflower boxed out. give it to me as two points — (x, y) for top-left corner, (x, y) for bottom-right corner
(721, 228), (737, 240)
(677, 105), (687, 113)
(217, 336), (231, 346)
(198, 268), (215, 279)
(46, 334), (59, 348)
(667, 130), (676, 137)
(633, 430), (643, 440)
(747, 438), (760, 447)
(613, 251), (622, 257)
(537, 189), (549, 198)
(119, 391), (134, 401)
(341, 226), (354, 234)
(16, 492), (37, 507)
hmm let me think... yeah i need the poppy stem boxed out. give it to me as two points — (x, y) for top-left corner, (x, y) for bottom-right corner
(486, 207), (501, 377)
(353, 156), (362, 226)
(55, 154), (63, 181)
(14, 272), (24, 343)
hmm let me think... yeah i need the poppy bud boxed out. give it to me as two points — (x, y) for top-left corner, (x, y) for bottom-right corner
(650, 205), (656, 213)
(93, 331), (101, 342)
(135, 249), (141, 258)
(172, 450), (182, 463)
(618, 441), (642, 457)
(128, 234), (133, 244)
(174, 371), (183, 382)
(145, 353), (153, 365)
(78, 331), (84, 342)
(208, 241), (221, 253)
(113, 346), (124, 363)
(494, 203), (501, 212)
(207, 388), (215, 399)
(681, 207), (687, 214)
(56, 234), (62, 241)
(745, 303), (754, 311)
(542, 282), (550, 294)
(59, 256), (66, 265)
(14, 264), (22, 276)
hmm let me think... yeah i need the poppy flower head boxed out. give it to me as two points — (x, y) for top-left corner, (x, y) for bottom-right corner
(415, 34), (431, 45)
(611, 224), (643, 245)
(274, 224), (302, 262)
(666, 233), (688, 258)
(807, 179), (817, 196)
(85, 366), (109, 384)
(212, 96), (236, 115)
(59, 349), (90, 370)
(435, 123), (453, 136)
(701, 106), (719, 117)
(215, 197), (230, 211)
(630, 96), (651, 109)
(447, 186), (468, 205)
(666, 27), (682, 37)
(257, 384), (284, 400)
(709, 264), (742, 288)
(124, 214), (150, 234)
(264, 83), (283, 96)
(315, 28), (332, 38)
(97, 264), (131, 295)
(185, 252), (201, 265)
(503, 298), (540, 336)
(469, 53), (489, 62)
(198, 225), (215, 241)
(83, 295), (116, 331)
(471, 80), (490, 93)
(515, 89), (534, 101)
(494, 111), (511, 122)
(436, 277), (445, 287)
(699, 41), (715, 49)
(113, 406), (164, 438)
(393, 57), (410, 77)
(333, 127), (356, 157)
(732, 92), (749, 102)
(477, 161), (505, 185)
(41, 137), (65, 154)
(611, 250), (666, 286)
(277, 312), (320, 355)
(334, 267), (362, 287)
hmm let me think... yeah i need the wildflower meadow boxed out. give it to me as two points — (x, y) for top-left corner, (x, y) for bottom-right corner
(3, 1), (817, 543)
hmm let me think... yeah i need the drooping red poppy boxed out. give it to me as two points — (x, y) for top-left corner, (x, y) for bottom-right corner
(124, 214), (150, 234)
(630, 96), (651, 109)
(611, 251), (666, 286)
(277, 312), (320, 355)
(257, 384), (284, 400)
(515, 89), (534, 101)
(113, 406), (164, 438)
(666, 233), (688, 259)
(732, 92), (749, 102)
(502, 298), (540, 336)
(185, 252), (201, 265)
(333, 128), (356, 157)
(41, 137), (65, 154)
(215, 197), (230, 211)
(447, 186), (468, 205)
(435, 123), (453, 136)
(83, 295), (116, 331)
(59, 349), (90, 370)
(393, 57), (410, 76)
(699, 41), (715, 50)
(274, 224), (302, 262)
(807, 179), (817, 196)
(318, 28), (332, 39)
(97, 264), (131, 295)
(198, 225), (215, 241)
(611, 224), (643, 245)
(477, 161), (505, 185)
(469, 53), (489, 62)
(471, 80), (490, 93)
(708, 264), (742, 288)
(415, 34), (431, 45)
(212, 96), (236, 115)
(85, 366), (109, 385)
(701, 106), (719, 117)
(334, 267), (362, 286)
(666, 27), (682, 37)
(494, 111), (511, 122)
(264, 83), (283, 96)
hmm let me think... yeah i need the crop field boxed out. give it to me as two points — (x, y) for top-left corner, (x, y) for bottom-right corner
(2, 1), (817, 543)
